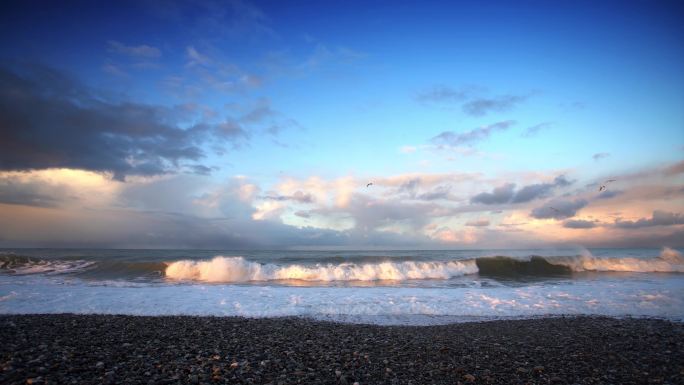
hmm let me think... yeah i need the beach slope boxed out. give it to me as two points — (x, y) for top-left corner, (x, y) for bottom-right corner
(1, 315), (682, 384)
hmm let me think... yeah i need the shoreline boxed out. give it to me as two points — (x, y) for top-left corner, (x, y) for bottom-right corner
(2, 314), (682, 384)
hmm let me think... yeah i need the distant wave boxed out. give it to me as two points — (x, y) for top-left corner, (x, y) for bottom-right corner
(2, 248), (683, 283)
(0, 255), (95, 275)
(548, 247), (684, 273)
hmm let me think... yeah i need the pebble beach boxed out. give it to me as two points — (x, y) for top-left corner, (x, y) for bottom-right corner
(1, 315), (682, 385)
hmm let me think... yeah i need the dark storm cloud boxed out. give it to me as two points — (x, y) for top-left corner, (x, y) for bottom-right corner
(432, 120), (515, 147)
(614, 211), (684, 229)
(0, 65), (247, 180)
(530, 198), (588, 219)
(462, 94), (528, 116)
(563, 219), (597, 229)
(471, 175), (573, 205)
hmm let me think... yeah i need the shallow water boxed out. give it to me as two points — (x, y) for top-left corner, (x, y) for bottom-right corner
(1, 247), (682, 325)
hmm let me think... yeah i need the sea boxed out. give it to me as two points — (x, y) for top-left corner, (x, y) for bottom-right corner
(1, 247), (683, 325)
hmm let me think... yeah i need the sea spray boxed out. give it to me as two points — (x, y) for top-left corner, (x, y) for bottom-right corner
(547, 247), (684, 273)
(164, 256), (479, 282)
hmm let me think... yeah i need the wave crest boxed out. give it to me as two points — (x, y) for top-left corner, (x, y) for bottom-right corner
(0, 255), (94, 275)
(549, 247), (684, 273)
(164, 256), (479, 283)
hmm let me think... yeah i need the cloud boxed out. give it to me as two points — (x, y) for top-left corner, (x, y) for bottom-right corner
(301, 44), (365, 69)
(511, 183), (555, 203)
(465, 218), (490, 227)
(294, 210), (311, 218)
(462, 94), (528, 116)
(414, 85), (478, 103)
(240, 98), (277, 123)
(102, 63), (128, 77)
(0, 179), (60, 207)
(186, 46), (211, 66)
(187, 164), (214, 175)
(432, 120), (515, 147)
(399, 145), (417, 154)
(472, 175), (573, 205)
(0, 169), (122, 209)
(615, 211), (684, 228)
(417, 185), (453, 201)
(596, 189), (623, 200)
(530, 198), (588, 219)
(563, 219), (597, 229)
(262, 191), (315, 203)
(513, 175), (573, 203)
(414, 86), (528, 118)
(107, 41), (161, 58)
(0, 65), (247, 179)
(593, 152), (610, 161)
(663, 160), (684, 176)
(471, 183), (516, 205)
(522, 122), (553, 138)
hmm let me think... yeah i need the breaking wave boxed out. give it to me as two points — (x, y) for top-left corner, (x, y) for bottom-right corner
(0, 255), (95, 275)
(165, 257), (479, 282)
(548, 247), (684, 273)
(2, 247), (683, 283)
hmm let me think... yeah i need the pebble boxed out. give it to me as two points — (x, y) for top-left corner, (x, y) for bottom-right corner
(0, 314), (681, 385)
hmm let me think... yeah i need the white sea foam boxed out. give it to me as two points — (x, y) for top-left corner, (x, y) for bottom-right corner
(549, 247), (684, 273)
(165, 256), (479, 282)
(6, 260), (96, 275)
(1, 274), (682, 325)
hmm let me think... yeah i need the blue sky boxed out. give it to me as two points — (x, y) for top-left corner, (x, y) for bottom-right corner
(0, 0), (683, 248)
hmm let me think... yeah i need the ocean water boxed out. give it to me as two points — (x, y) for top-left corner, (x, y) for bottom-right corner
(1, 247), (683, 325)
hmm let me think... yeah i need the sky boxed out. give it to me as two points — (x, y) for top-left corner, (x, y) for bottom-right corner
(0, 0), (683, 249)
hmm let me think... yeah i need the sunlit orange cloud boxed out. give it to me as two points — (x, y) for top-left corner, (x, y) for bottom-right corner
(1, 159), (682, 248)
(0, 168), (124, 208)
(429, 226), (478, 244)
(275, 175), (357, 208)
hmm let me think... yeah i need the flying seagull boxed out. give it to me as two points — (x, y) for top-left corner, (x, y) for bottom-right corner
(549, 207), (560, 213)
(366, 182), (373, 188)
(598, 179), (616, 192)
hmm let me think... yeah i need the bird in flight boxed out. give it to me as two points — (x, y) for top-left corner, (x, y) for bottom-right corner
(549, 207), (560, 213)
(598, 179), (616, 192)
(366, 182), (373, 188)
